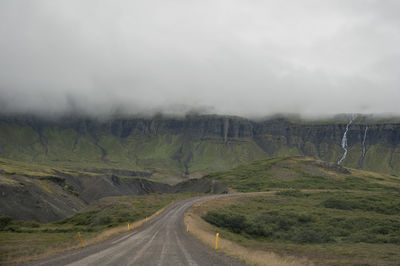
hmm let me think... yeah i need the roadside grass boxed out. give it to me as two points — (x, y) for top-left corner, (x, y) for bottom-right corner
(185, 193), (313, 266)
(0, 193), (196, 265)
(198, 191), (400, 265)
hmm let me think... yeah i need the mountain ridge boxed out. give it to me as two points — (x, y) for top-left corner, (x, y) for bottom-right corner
(0, 114), (399, 179)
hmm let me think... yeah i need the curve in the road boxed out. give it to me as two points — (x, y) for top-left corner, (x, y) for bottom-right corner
(26, 196), (244, 266)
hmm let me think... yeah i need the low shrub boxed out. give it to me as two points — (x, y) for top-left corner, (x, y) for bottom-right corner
(323, 198), (354, 210)
(291, 228), (333, 243)
(94, 215), (112, 226)
(0, 216), (12, 230)
(202, 193), (400, 245)
(323, 195), (400, 215)
(203, 211), (248, 233)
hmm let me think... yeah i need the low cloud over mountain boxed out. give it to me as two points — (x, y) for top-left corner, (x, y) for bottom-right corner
(1, 0), (399, 117)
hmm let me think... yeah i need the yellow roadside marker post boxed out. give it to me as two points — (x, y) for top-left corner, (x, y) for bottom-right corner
(186, 225), (189, 232)
(78, 232), (84, 248)
(128, 223), (130, 230)
(215, 233), (219, 249)
(145, 217), (148, 223)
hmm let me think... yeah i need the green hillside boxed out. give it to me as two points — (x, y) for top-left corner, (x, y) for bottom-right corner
(200, 191), (400, 265)
(0, 118), (268, 182)
(0, 127), (267, 182)
(205, 156), (400, 192)
(196, 157), (400, 265)
(0, 114), (399, 181)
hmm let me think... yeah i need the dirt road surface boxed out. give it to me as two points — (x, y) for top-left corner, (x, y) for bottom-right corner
(26, 196), (244, 266)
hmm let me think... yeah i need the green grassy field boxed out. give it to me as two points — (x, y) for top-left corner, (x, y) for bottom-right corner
(205, 157), (400, 192)
(0, 157), (96, 178)
(201, 191), (400, 265)
(196, 157), (400, 265)
(0, 193), (196, 265)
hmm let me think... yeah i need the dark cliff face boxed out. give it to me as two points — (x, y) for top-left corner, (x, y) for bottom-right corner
(86, 115), (254, 139)
(0, 114), (399, 176)
(253, 119), (400, 174)
(254, 119), (400, 148)
(0, 115), (253, 139)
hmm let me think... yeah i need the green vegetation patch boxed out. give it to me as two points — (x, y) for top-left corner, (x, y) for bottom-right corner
(203, 191), (400, 244)
(202, 191), (400, 264)
(55, 193), (192, 230)
(322, 193), (400, 215)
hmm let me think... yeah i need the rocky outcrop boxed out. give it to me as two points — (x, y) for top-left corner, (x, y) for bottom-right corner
(0, 174), (86, 222)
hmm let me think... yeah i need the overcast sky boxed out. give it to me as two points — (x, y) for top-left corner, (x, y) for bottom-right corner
(0, 0), (399, 117)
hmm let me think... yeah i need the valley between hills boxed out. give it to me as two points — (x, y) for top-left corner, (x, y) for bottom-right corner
(1, 114), (400, 265)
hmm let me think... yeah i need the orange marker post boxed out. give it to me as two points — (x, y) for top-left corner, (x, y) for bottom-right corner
(78, 232), (84, 248)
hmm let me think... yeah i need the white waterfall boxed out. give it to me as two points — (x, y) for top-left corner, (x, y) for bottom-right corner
(358, 125), (368, 167)
(338, 114), (357, 165)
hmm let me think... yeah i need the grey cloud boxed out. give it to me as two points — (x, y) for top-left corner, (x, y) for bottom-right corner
(0, 0), (399, 117)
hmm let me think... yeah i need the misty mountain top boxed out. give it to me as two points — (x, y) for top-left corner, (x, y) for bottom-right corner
(1, 111), (400, 124)
(1, 1), (399, 117)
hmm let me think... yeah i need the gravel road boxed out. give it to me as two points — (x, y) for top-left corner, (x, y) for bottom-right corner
(26, 196), (244, 266)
